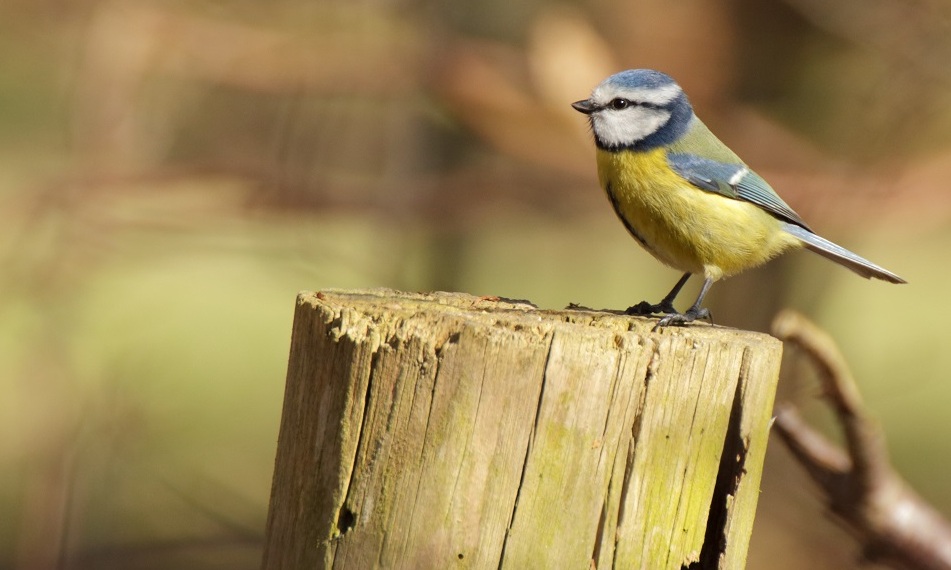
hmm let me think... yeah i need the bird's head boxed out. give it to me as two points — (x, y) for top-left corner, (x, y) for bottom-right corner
(572, 69), (694, 151)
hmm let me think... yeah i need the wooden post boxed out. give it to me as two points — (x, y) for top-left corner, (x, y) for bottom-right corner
(262, 289), (782, 570)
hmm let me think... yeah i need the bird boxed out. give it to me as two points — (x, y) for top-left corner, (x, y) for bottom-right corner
(571, 69), (905, 328)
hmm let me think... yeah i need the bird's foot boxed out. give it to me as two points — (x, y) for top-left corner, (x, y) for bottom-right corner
(653, 307), (711, 330)
(625, 300), (677, 316)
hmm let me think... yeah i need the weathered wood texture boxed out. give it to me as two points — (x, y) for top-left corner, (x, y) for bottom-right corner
(262, 289), (782, 570)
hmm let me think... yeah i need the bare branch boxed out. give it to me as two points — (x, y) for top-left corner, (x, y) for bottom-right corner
(772, 310), (951, 570)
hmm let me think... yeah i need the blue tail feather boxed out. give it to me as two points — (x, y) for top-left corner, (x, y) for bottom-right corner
(781, 222), (906, 284)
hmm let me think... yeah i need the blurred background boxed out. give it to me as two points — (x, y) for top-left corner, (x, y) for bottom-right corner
(2, 0), (950, 568)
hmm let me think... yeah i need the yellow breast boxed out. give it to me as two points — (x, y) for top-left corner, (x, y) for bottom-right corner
(596, 148), (801, 281)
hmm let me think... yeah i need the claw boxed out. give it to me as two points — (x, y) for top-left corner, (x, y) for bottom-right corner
(652, 307), (711, 331)
(625, 273), (691, 317)
(625, 275), (715, 330)
(625, 300), (677, 316)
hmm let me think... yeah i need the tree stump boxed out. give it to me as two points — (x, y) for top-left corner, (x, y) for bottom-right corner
(262, 289), (782, 570)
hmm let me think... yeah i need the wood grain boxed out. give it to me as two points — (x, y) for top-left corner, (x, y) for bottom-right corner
(262, 289), (782, 570)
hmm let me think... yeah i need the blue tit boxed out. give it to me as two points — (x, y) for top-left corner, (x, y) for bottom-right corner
(572, 69), (905, 327)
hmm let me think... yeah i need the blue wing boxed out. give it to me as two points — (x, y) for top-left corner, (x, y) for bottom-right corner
(667, 152), (810, 230)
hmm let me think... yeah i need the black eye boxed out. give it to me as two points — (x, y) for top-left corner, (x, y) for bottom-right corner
(611, 98), (631, 110)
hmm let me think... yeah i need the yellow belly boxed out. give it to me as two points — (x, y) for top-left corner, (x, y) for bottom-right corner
(596, 148), (802, 281)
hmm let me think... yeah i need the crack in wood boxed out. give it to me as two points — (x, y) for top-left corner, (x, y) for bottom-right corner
(683, 348), (752, 569)
(334, 341), (382, 540)
(394, 330), (452, 565)
(495, 329), (557, 570)
(590, 337), (641, 568)
(611, 340), (659, 569)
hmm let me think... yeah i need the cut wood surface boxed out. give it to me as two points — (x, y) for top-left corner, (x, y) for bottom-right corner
(262, 289), (782, 570)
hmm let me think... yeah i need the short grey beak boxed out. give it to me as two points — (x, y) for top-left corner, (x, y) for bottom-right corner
(571, 99), (598, 115)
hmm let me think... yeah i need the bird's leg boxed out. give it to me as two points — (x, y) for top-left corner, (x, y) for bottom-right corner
(626, 273), (691, 316)
(655, 277), (713, 328)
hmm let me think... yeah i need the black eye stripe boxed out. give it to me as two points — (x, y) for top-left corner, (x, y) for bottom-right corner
(608, 97), (665, 111)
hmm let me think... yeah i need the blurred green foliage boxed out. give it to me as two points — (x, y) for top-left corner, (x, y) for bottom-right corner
(2, 0), (950, 568)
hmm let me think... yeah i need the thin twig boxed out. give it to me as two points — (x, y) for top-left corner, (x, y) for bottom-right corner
(772, 310), (951, 570)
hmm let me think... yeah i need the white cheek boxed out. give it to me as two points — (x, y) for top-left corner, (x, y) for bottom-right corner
(592, 107), (672, 147)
